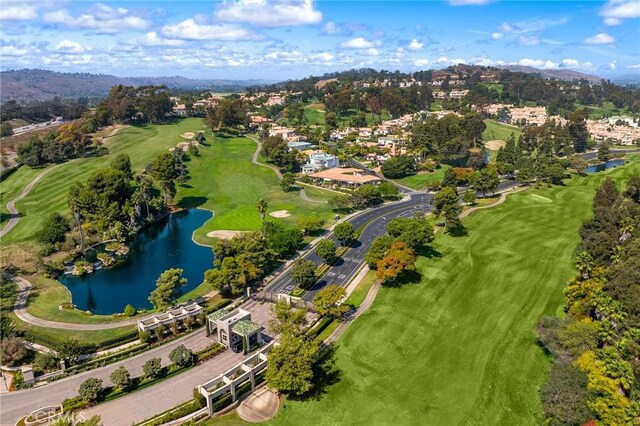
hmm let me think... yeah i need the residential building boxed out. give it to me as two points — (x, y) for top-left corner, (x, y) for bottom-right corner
(287, 141), (312, 151)
(301, 152), (339, 174)
(308, 167), (382, 187)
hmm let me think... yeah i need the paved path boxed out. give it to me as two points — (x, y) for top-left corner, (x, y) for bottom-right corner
(0, 126), (128, 239)
(0, 329), (216, 425)
(0, 163), (66, 238)
(81, 348), (244, 426)
(12, 277), (140, 330)
(248, 135), (282, 179)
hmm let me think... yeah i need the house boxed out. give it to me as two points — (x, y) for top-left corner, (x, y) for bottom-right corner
(206, 308), (263, 354)
(287, 141), (312, 151)
(308, 167), (382, 188)
(301, 153), (340, 174)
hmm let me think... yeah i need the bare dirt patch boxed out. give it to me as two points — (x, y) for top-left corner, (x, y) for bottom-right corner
(485, 140), (506, 150)
(206, 230), (248, 239)
(269, 210), (291, 218)
(180, 132), (195, 139)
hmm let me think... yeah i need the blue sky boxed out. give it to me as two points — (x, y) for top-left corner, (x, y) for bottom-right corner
(1, 0), (639, 80)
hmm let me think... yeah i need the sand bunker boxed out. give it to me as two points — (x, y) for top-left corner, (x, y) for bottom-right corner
(180, 132), (195, 139)
(485, 140), (506, 150)
(176, 142), (191, 150)
(269, 210), (291, 218)
(206, 230), (248, 239)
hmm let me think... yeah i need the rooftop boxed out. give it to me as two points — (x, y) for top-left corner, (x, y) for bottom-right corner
(232, 319), (262, 336)
(207, 308), (230, 322)
(308, 167), (381, 184)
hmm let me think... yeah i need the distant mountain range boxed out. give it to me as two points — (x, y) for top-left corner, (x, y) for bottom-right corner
(0, 69), (270, 102)
(495, 65), (602, 84)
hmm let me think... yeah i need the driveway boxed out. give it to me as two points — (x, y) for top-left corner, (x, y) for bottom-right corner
(0, 329), (214, 425)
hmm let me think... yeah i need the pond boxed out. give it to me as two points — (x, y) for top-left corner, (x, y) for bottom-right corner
(59, 209), (214, 315)
(586, 159), (625, 173)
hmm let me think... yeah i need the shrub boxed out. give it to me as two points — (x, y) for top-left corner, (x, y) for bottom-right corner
(138, 331), (151, 344)
(169, 345), (194, 367)
(34, 213), (70, 245)
(34, 352), (59, 372)
(78, 378), (103, 402)
(143, 357), (164, 379)
(0, 336), (29, 367)
(193, 387), (206, 408)
(124, 304), (136, 316)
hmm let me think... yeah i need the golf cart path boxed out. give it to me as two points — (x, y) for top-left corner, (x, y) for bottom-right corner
(247, 134), (327, 204)
(0, 126), (127, 239)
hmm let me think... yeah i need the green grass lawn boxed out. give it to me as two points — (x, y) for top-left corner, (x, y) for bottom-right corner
(483, 119), (522, 142)
(175, 134), (336, 245)
(0, 165), (42, 225)
(482, 83), (504, 95)
(304, 105), (326, 126)
(269, 155), (640, 425)
(2, 118), (207, 243)
(394, 165), (451, 190)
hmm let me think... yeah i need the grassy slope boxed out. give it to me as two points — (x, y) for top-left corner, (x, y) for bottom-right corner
(3, 118), (206, 243)
(483, 119), (522, 142)
(269, 156), (640, 426)
(175, 134), (336, 246)
(0, 166), (42, 224)
(394, 165), (451, 190)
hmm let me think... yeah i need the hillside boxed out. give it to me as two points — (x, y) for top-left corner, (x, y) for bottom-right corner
(496, 65), (601, 83)
(0, 69), (268, 102)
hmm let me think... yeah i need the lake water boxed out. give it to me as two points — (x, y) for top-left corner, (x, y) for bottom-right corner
(59, 209), (214, 315)
(586, 159), (625, 173)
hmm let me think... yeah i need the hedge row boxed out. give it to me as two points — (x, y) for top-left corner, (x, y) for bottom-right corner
(135, 399), (202, 426)
(24, 327), (138, 354)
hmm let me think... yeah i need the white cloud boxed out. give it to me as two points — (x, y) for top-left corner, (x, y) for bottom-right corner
(344, 38), (382, 49)
(600, 0), (640, 25)
(491, 32), (503, 40)
(519, 36), (540, 46)
(560, 59), (594, 72)
(44, 6), (149, 33)
(449, 0), (493, 5)
(407, 39), (424, 50)
(55, 40), (90, 54)
(437, 56), (467, 65)
(265, 50), (304, 61)
(627, 64), (640, 69)
(136, 32), (184, 47)
(340, 37), (379, 49)
(583, 33), (616, 44)
(414, 59), (430, 67)
(215, 0), (322, 27)
(362, 48), (381, 56)
(608, 60), (617, 70)
(163, 19), (258, 41)
(0, 5), (37, 21)
(0, 45), (29, 56)
(312, 52), (334, 62)
(516, 58), (559, 69)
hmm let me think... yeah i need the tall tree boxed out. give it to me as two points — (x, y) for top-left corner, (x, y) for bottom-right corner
(148, 268), (186, 311)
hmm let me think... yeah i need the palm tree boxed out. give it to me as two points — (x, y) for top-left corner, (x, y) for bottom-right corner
(68, 182), (85, 251)
(256, 198), (268, 223)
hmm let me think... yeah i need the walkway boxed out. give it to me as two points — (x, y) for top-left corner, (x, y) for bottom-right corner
(247, 134), (328, 204)
(1, 126), (128, 239)
(80, 348), (244, 426)
(12, 277), (139, 330)
(0, 329), (216, 425)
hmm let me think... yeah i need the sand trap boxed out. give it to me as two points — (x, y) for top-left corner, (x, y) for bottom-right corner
(180, 132), (195, 139)
(206, 230), (248, 239)
(485, 140), (506, 150)
(176, 142), (191, 150)
(269, 210), (291, 218)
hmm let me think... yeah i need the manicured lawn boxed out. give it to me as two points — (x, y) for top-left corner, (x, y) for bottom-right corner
(269, 156), (640, 425)
(304, 105), (326, 126)
(175, 134), (336, 245)
(24, 275), (148, 324)
(483, 119), (522, 142)
(9, 310), (137, 348)
(0, 165), (42, 224)
(394, 165), (451, 190)
(3, 118), (206, 243)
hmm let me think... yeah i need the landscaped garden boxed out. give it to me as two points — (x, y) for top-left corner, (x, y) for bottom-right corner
(267, 155), (640, 425)
(393, 164), (451, 190)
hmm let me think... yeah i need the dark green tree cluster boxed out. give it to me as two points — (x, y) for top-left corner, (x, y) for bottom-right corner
(260, 136), (300, 173)
(205, 97), (248, 130)
(380, 155), (416, 178)
(329, 183), (397, 212)
(17, 119), (95, 167)
(538, 175), (640, 425)
(102, 85), (173, 124)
